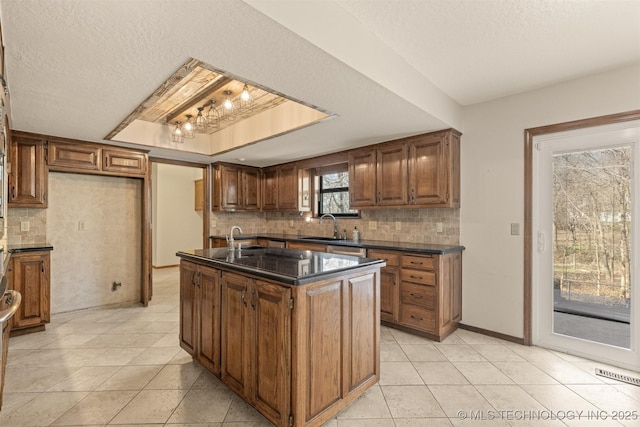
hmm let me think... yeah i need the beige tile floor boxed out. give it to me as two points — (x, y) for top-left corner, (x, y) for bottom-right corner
(1, 267), (639, 426)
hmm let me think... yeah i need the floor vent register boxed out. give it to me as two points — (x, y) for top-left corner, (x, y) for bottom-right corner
(595, 368), (640, 386)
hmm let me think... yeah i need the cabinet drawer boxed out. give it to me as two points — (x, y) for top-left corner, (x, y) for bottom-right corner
(400, 268), (436, 286)
(401, 254), (436, 270)
(399, 304), (435, 332)
(103, 149), (147, 176)
(400, 282), (435, 309)
(48, 141), (101, 171)
(367, 249), (400, 266)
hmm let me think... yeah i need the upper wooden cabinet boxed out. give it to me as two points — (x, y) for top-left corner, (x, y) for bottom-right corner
(260, 163), (306, 212)
(408, 130), (461, 207)
(348, 129), (461, 209)
(276, 163), (298, 211)
(47, 139), (147, 177)
(348, 149), (376, 208)
(213, 163), (261, 211)
(376, 142), (408, 206)
(261, 167), (278, 211)
(9, 132), (149, 209)
(48, 139), (101, 172)
(9, 133), (48, 208)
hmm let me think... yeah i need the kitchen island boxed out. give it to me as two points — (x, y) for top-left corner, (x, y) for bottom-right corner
(176, 247), (385, 427)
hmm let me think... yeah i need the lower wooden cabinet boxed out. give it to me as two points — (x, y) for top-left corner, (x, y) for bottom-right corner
(368, 249), (462, 341)
(221, 272), (291, 426)
(179, 260), (221, 374)
(367, 249), (400, 323)
(8, 250), (51, 335)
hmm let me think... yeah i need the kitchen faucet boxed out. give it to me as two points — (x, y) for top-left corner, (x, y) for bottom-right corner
(228, 225), (243, 251)
(319, 214), (338, 239)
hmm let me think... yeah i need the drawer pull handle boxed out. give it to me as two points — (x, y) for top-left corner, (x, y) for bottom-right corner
(241, 288), (247, 307)
(410, 261), (423, 265)
(410, 315), (424, 321)
(410, 293), (423, 299)
(410, 275), (423, 280)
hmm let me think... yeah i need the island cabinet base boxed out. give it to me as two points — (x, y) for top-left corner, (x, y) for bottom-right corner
(289, 271), (380, 427)
(180, 258), (381, 427)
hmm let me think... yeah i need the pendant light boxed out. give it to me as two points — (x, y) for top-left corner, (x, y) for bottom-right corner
(238, 83), (253, 113)
(183, 114), (195, 139)
(221, 90), (236, 121)
(194, 107), (207, 132)
(171, 121), (184, 143)
(205, 99), (220, 129)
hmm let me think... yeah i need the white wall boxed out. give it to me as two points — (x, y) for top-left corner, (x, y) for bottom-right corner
(153, 163), (203, 267)
(460, 64), (640, 338)
(47, 172), (142, 313)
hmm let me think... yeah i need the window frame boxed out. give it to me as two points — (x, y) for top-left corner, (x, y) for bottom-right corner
(315, 163), (359, 218)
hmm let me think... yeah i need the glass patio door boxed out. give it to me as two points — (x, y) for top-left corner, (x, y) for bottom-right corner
(533, 121), (639, 370)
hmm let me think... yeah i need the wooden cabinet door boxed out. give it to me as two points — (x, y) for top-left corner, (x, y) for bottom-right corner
(220, 165), (242, 210)
(221, 272), (252, 397)
(9, 134), (47, 208)
(261, 167), (278, 210)
(378, 267), (399, 323)
(376, 142), (407, 206)
(197, 265), (221, 374)
(407, 133), (449, 206)
(348, 148), (377, 207)
(368, 249), (400, 323)
(242, 168), (261, 211)
(346, 272), (379, 392)
(9, 252), (50, 330)
(102, 149), (147, 176)
(179, 260), (198, 356)
(252, 281), (291, 426)
(47, 140), (101, 171)
(277, 164), (298, 210)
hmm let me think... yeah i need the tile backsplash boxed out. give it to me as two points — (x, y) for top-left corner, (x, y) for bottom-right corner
(211, 208), (460, 245)
(7, 207), (48, 245)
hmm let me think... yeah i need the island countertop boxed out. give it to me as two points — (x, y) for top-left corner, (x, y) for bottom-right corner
(177, 246), (385, 286)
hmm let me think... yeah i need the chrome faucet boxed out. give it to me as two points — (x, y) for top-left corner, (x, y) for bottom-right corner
(319, 214), (338, 239)
(228, 225), (243, 251)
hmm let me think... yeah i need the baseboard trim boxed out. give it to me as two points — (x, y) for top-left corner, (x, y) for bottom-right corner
(152, 264), (179, 269)
(458, 323), (525, 345)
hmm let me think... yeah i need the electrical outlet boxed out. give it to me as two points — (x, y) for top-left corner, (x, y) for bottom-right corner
(395, 221), (401, 231)
(211, 221), (216, 228)
(511, 223), (520, 236)
(436, 222), (444, 233)
(289, 220), (294, 227)
(20, 221), (29, 232)
(369, 221), (377, 230)
(78, 221), (85, 231)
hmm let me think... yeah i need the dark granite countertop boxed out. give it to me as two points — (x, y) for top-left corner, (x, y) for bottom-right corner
(7, 243), (54, 253)
(177, 247), (385, 286)
(210, 233), (464, 255)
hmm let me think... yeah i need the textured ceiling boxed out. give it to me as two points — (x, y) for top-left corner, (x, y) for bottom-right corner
(1, 0), (638, 166)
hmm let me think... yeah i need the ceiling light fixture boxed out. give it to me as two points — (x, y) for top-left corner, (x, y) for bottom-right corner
(171, 121), (184, 143)
(183, 114), (195, 139)
(205, 99), (220, 129)
(194, 107), (207, 132)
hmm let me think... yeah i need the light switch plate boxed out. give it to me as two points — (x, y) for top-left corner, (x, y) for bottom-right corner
(369, 221), (377, 230)
(436, 222), (443, 233)
(20, 221), (29, 232)
(395, 221), (401, 231)
(511, 223), (520, 235)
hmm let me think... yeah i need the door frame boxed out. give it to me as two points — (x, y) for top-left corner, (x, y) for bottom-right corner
(523, 110), (640, 345)
(145, 157), (211, 303)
